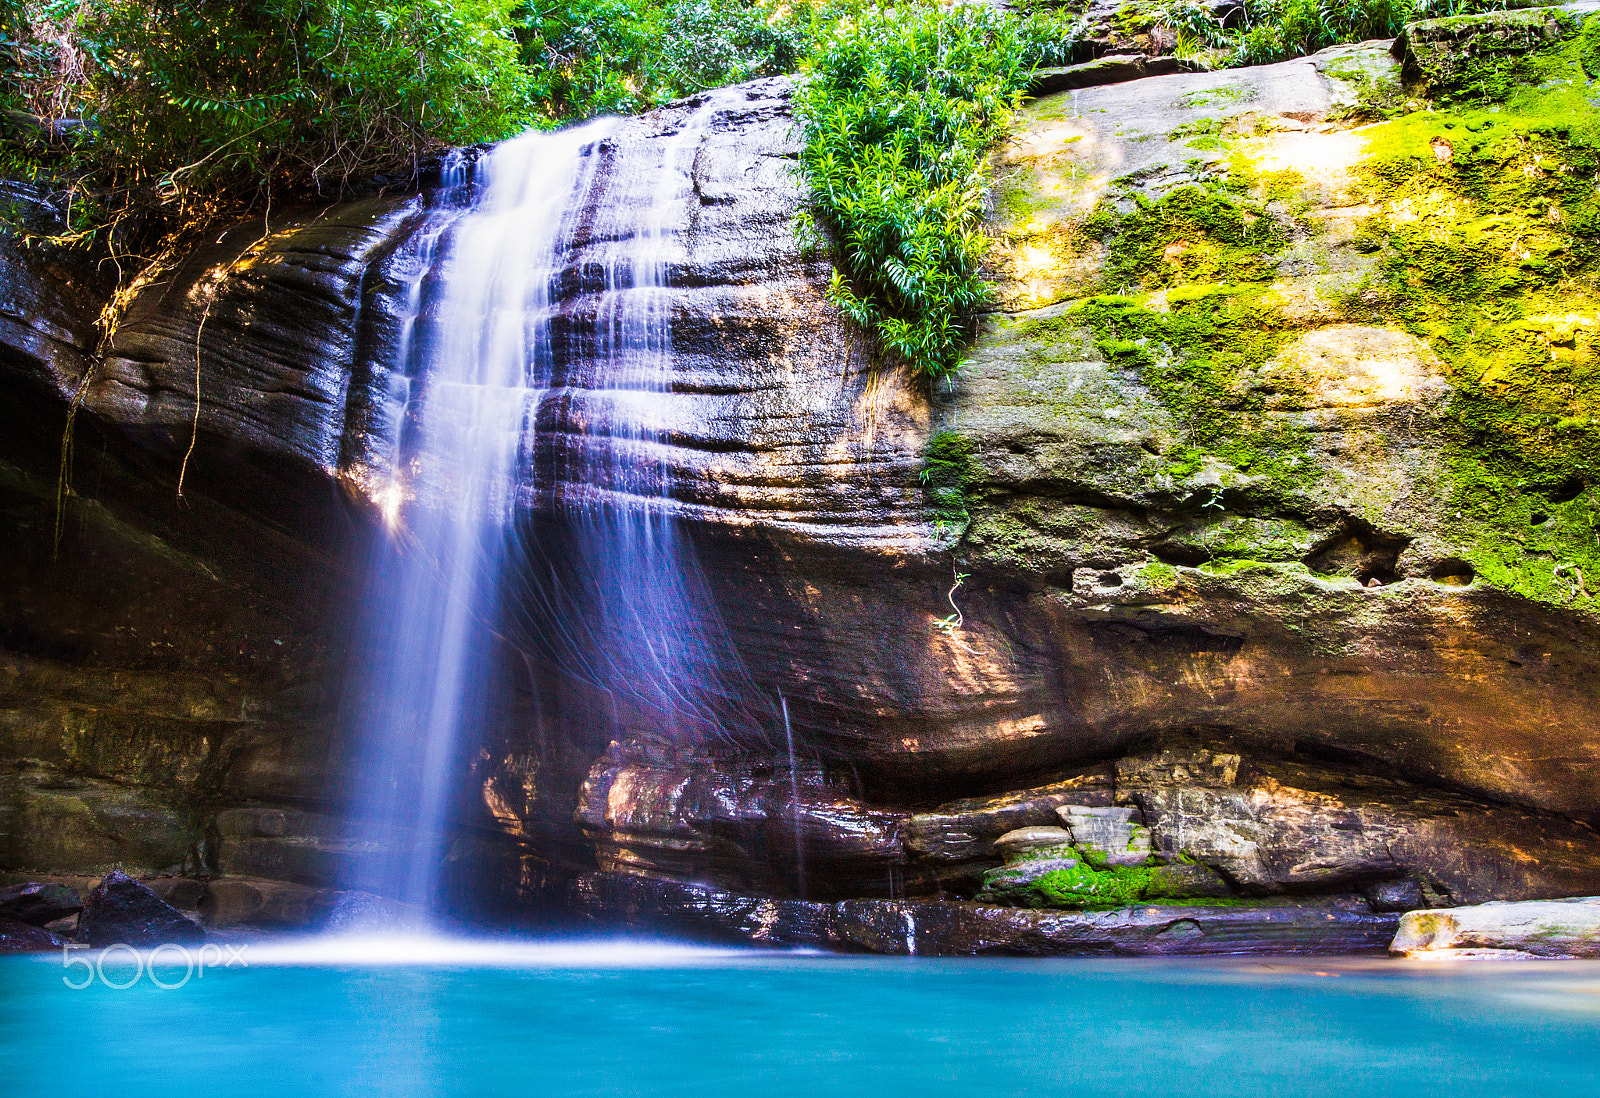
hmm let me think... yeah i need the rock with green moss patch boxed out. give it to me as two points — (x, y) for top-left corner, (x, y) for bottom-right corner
(979, 851), (1085, 900)
(1390, 895), (1600, 957)
(993, 856), (1235, 909)
(1398, 6), (1581, 95)
(1056, 804), (1153, 866)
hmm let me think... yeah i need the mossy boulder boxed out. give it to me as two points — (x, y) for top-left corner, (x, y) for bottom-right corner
(924, 36), (1600, 836)
(981, 852), (1234, 908)
(1398, 6), (1583, 95)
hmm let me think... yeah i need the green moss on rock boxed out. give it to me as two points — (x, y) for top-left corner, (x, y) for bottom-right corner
(1063, 287), (1317, 500)
(985, 858), (1237, 909)
(1350, 27), (1600, 609)
(922, 430), (978, 533)
(1402, 7), (1582, 100)
(982, 26), (1600, 613)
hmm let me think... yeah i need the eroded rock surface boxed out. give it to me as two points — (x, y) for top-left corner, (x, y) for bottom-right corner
(573, 871), (1400, 956)
(0, 915), (66, 953)
(0, 881), (81, 926)
(1391, 896), (1600, 958)
(78, 869), (204, 947)
(1, 32), (1598, 952)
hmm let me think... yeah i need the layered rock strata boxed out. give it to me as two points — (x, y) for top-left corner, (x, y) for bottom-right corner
(1, 18), (1598, 952)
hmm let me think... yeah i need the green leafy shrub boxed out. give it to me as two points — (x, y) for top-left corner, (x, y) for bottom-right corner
(1164, 0), (1525, 67)
(0, 0), (540, 261)
(794, 4), (1051, 381)
(513, 0), (817, 122)
(74, 0), (532, 198)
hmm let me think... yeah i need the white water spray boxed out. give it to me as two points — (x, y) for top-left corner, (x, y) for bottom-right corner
(342, 99), (770, 918)
(343, 121), (616, 913)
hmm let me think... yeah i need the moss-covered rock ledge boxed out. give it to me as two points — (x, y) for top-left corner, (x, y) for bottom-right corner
(925, 11), (1600, 823)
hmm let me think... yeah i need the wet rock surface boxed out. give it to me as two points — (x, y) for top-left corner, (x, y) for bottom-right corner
(575, 738), (911, 900)
(0, 914), (66, 953)
(1029, 54), (1204, 95)
(1391, 896), (1600, 958)
(1, 37), (1599, 949)
(1117, 744), (1600, 905)
(0, 881), (81, 925)
(78, 869), (204, 947)
(574, 871), (1399, 956)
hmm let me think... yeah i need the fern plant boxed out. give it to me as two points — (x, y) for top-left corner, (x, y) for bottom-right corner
(793, 4), (1047, 383)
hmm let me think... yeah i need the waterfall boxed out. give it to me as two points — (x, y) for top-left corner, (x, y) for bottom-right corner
(341, 98), (767, 918)
(341, 120), (615, 914)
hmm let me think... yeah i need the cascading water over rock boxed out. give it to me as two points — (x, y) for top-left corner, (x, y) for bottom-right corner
(340, 102), (772, 915)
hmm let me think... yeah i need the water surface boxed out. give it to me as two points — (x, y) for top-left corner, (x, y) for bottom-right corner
(4, 939), (1598, 1096)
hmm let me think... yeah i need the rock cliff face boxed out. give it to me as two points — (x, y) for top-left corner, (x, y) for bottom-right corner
(3, 22), (1599, 952)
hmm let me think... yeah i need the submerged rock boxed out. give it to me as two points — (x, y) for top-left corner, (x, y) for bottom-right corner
(1390, 896), (1600, 958)
(77, 870), (205, 948)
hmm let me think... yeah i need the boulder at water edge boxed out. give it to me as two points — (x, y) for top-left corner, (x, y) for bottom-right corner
(78, 870), (205, 948)
(0, 882), (82, 926)
(1391, 897), (1600, 958)
(0, 915), (67, 953)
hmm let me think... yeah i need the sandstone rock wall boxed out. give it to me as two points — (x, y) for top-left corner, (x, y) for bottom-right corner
(3, 33), (1600, 949)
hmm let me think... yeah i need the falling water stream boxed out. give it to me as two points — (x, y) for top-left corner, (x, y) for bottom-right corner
(781, 695), (807, 900)
(341, 100), (777, 916)
(343, 121), (614, 912)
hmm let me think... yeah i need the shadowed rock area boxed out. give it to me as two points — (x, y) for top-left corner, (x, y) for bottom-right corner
(2, 23), (1600, 953)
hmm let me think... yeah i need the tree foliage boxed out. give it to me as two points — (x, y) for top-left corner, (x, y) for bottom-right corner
(792, 3), (1079, 381)
(513, 0), (815, 121)
(7, 0), (530, 199)
(1162, 0), (1522, 66)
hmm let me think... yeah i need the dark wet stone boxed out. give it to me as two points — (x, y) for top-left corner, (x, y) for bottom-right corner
(576, 738), (911, 900)
(78, 870), (205, 948)
(320, 890), (427, 934)
(0, 915), (66, 953)
(145, 877), (206, 911)
(1364, 878), (1428, 913)
(573, 871), (1399, 956)
(1029, 54), (1204, 95)
(0, 882), (82, 926)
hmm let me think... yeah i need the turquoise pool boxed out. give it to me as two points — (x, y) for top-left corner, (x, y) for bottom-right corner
(3, 938), (1598, 1096)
